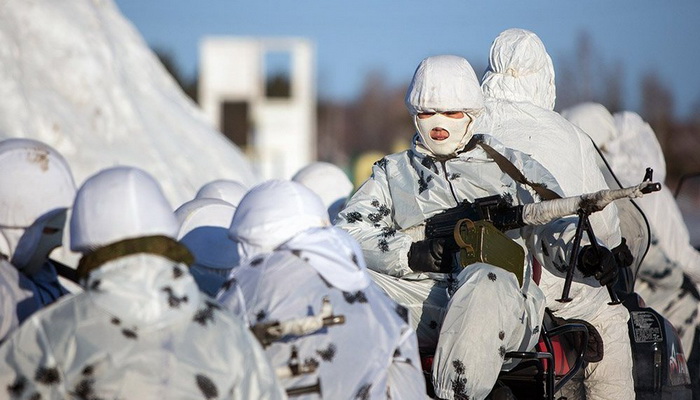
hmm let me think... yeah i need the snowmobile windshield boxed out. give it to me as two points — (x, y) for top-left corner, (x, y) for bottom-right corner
(591, 140), (651, 293)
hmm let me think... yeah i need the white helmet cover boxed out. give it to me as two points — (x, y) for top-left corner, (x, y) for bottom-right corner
(0, 138), (75, 269)
(229, 180), (329, 260)
(482, 28), (556, 110)
(70, 167), (179, 252)
(405, 55), (484, 157)
(175, 198), (238, 269)
(292, 162), (354, 220)
(194, 179), (248, 208)
(612, 111), (666, 184)
(561, 102), (617, 149)
(0, 138), (75, 228)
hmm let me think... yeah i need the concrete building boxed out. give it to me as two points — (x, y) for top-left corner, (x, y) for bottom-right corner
(199, 37), (316, 180)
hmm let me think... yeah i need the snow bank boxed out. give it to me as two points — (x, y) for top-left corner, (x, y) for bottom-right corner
(0, 0), (258, 208)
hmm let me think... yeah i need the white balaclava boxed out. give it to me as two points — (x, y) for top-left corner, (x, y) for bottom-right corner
(194, 179), (248, 208)
(291, 162), (354, 222)
(229, 180), (329, 261)
(482, 28), (556, 110)
(561, 102), (617, 150)
(0, 138), (76, 275)
(405, 55), (484, 157)
(175, 198), (238, 274)
(70, 167), (179, 253)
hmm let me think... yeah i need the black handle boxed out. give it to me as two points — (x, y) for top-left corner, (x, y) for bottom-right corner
(557, 211), (621, 305)
(582, 216), (621, 305)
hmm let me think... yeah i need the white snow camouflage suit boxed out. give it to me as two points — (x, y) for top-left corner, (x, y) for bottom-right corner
(218, 180), (428, 400)
(336, 128), (591, 399)
(478, 28), (635, 400)
(0, 167), (285, 400)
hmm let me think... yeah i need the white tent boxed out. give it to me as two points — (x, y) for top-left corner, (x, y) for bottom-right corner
(0, 0), (258, 208)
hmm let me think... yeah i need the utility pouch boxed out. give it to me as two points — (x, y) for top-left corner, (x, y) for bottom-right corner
(453, 218), (525, 285)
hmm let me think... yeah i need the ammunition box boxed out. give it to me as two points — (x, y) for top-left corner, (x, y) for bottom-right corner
(453, 218), (525, 285)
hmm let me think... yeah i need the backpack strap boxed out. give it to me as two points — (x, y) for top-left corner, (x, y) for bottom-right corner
(478, 140), (562, 201)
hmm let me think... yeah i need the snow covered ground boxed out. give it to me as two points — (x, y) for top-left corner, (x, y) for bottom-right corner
(0, 0), (258, 209)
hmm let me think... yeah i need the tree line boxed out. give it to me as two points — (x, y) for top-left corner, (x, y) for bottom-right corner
(155, 32), (700, 184)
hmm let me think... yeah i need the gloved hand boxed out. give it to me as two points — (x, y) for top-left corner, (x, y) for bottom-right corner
(408, 238), (453, 273)
(578, 245), (619, 286)
(612, 238), (634, 268)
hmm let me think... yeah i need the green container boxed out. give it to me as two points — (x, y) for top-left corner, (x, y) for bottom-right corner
(454, 218), (525, 286)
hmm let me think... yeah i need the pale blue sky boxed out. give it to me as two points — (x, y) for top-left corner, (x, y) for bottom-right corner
(114, 0), (700, 117)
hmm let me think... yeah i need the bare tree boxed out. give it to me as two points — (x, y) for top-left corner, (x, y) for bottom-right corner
(317, 99), (351, 166)
(153, 47), (198, 102)
(603, 61), (625, 114)
(638, 70), (700, 178)
(641, 71), (674, 153)
(689, 96), (700, 126)
(556, 31), (625, 113)
(557, 32), (592, 111)
(344, 71), (413, 154)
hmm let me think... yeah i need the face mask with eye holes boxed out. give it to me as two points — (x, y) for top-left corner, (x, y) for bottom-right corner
(414, 113), (473, 157)
(12, 210), (67, 276)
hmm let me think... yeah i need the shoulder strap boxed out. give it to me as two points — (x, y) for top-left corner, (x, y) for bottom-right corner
(478, 141), (562, 201)
(49, 259), (80, 284)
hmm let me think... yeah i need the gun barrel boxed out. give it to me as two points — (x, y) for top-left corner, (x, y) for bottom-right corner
(522, 181), (660, 226)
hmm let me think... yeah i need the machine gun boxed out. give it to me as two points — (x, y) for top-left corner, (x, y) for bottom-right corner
(425, 194), (525, 239)
(423, 169), (661, 302)
(425, 195), (528, 285)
